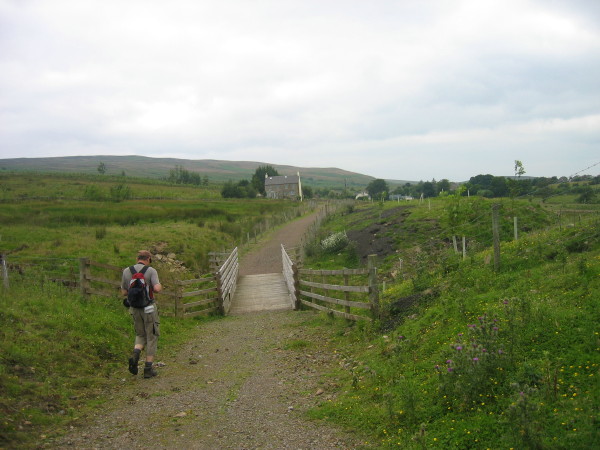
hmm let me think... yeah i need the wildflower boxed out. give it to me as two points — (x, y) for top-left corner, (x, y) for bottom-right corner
(456, 346), (463, 351)
(473, 357), (479, 362)
(446, 360), (453, 364)
(448, 368), (454, 372)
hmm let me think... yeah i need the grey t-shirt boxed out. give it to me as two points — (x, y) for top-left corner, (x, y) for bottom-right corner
(121, 263), (160, 298)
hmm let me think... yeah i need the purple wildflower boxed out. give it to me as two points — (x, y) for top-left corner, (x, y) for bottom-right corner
(473, 357), (479, 362)
(455, 346), (463, 351)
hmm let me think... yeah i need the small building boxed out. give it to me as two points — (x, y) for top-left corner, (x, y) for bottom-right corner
(355, 191), (370, 200)
(389, 194), (414, 201)
(265, 173), (303, 200)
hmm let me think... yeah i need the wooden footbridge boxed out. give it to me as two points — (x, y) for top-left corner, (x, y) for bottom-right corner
(76, 246), (380, 322)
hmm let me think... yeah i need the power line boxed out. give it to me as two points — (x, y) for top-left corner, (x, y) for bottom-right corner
(569, 161), (600, 179)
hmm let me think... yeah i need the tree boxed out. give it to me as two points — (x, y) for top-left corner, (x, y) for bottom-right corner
(251, 165), (279, 196)
(97, 162), (106, 174)
(509, 160), (526, 199)
(514, 160), (526, 178)
(221, 180), (257, 198)
(422, 181), (436, 198)
(366, 179), (389, 199)
(302, 185), (314, 199)
(577, 186), (597, 204)
(437, 179), (451, 194)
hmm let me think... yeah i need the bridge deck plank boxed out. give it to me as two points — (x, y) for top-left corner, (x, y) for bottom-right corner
(229, 273), (292, 315)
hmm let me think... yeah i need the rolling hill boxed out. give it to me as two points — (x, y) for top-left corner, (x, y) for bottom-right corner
(0, 155), (400, 190)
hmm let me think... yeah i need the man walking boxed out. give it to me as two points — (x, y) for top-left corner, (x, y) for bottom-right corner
(121, 250), (162, 378)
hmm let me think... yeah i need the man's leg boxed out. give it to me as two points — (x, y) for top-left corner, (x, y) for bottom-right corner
(143, 309), (160, 378)
(129, 309), (147, 375)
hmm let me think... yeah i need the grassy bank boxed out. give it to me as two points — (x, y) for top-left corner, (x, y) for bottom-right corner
(0, 279), (214, 446)
(302, 197), (599, 448)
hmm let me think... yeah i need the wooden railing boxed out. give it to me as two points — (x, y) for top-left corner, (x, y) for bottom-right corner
(298, 254), (379, 321)
(78, 247), (239, 318)
(281, 244), (300, 310)
(216, 247), (239, 315)
(171, 274), (219, 318)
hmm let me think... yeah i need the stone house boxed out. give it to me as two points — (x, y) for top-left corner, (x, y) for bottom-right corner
(264, 173), (303, 200)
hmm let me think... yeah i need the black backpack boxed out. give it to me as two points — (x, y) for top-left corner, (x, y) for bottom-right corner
(127, 265), (152, 308)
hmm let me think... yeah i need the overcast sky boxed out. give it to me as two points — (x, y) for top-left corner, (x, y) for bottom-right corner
(1, 0), (599, 181)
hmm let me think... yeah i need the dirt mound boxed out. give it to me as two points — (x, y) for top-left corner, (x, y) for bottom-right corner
(346, 206), (411, 263)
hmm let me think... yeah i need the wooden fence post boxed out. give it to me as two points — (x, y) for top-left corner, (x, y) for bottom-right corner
(293, 263), (301, 310)
(368, 254), (380, 320)
(344, 272), (351, 318)
(492, 204), (501, 271)
(174, 281), (182, 318)
(462, 236), (466, 260)
(79, 257), (90, 299)
(1, 254), (8, 289)
(215, 271), (224, 315)
(513, 216), (518, 241)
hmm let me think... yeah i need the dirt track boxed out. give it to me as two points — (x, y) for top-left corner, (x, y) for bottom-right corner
(238, 210), (319, 275)
(52, 211), (366, 449)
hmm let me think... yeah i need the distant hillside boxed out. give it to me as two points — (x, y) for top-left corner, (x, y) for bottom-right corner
(0, 155), (390, 190)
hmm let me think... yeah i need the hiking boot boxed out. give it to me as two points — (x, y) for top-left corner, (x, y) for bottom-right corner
(128, 354), (139, 375)
(143, 366), (158, 378)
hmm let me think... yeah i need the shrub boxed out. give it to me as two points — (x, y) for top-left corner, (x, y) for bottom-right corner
(109, 184), (132, 202)
(321, 231), (349, 253)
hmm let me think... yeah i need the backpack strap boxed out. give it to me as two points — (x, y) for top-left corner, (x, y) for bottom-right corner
(129, 265), (137, 275)
(139, 265), (150, 275)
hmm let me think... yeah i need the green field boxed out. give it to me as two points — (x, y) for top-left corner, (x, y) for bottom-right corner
(301, 195), (599, 448)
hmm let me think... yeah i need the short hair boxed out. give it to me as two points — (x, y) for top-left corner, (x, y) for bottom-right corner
(137, 250), (152, 261)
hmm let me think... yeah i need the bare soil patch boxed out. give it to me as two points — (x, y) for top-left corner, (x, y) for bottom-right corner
(346, 206), (411, 264)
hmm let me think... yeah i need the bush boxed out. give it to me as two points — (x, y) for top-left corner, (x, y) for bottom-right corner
(109, 184), (132, 202)
(321, 231), (349, 253)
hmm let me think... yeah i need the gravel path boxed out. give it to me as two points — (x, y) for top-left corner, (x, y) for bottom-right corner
(239, 210), (319, 275)
(52, 211), (366, 449)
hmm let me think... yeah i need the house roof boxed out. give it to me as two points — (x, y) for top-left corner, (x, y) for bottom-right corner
(265, 175), (300, 186)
